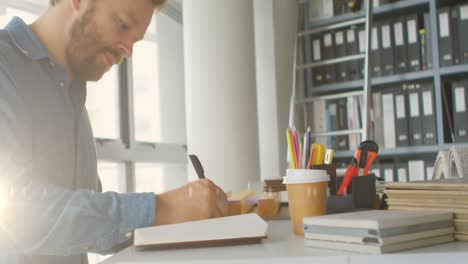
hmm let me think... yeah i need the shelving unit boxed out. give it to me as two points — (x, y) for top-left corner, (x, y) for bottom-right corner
(291, 0), (468, 161)
(290, 0), (375, 144)
(308, 69), (435, 95)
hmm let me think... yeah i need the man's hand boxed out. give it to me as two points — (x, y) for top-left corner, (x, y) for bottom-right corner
(153, 179), (228, 225)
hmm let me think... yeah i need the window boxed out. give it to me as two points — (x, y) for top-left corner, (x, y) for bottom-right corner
(97, 161), (126, 193)
(1, 2), (186, 263)
(134, 163), (164, 193)
(133, 40), (160, 143)
(91, 11), (187, 196)
(86, 67), (120, 139)
(135, 163), (188, 194)
(0, 7), (38, 27)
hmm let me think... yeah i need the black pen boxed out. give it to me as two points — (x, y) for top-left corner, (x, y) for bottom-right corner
(189, 154), (206, 179)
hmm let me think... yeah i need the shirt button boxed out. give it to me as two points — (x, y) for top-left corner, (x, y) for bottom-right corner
(60, 82), (65, 87)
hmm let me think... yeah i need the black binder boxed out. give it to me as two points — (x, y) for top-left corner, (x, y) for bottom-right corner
(422, 12), (433, 70)
(336, 98), (349, 150)
(442, 81), (456, 143)
(392, 17), (408, 74)
(405, 15), (421, 72)
(311, 38), (324, 86)
(394, 84), (410, 147)
(334, 0), (344, 16)
(438, 7), (453, 67)
(408, 83), (424, 145)
(335, 30), (347, 82)
(322, 32), (336, 84)
(380, 22), (394, 76)
(457, 4), (468, 64)
(452, 80), (468, 142)
(452, 7), (461, 65)
(420, 81), (437, 145)
(303, 36), (313, 95)
(371, 25), (382, 77)
(346, 26), (359, 81)
(303, 35), (313, 64)
(344, 0), (361, 14)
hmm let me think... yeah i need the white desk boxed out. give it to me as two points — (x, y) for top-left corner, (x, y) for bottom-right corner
(103, 220), (468, 264)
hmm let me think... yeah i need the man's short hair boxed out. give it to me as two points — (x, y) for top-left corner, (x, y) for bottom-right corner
(49, 0), (167, 11)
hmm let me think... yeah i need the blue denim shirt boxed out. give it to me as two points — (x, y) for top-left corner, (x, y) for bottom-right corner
(0, 17), (155, 264)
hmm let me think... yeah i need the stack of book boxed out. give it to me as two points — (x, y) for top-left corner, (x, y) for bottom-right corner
(385, 178), (468, 241)
(263, 179), (286, 192)
(303, 210), (454, 253)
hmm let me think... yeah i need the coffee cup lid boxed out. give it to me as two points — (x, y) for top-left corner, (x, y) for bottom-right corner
(282, 169), (330, 184)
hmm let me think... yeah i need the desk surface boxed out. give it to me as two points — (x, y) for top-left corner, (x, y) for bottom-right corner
(103, 220), (468, 264)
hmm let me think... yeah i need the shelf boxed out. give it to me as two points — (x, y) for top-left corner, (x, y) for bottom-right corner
(311, 129), (363, 137)
(305, 11), (365, 30)
(307, 80), (364, 95)
(372, 70), (434, 86)
(297, 90), (364, 104)
(297, 54), (365, 70)
(308, 70), (434, 95)
(439, 64), (468, 77)
(299, 18), (366, 37)
(441, 143), (468, 150)
(333, 145), (441, 159)
(302, 0), (430, 31)
(373, 0), (430, 16)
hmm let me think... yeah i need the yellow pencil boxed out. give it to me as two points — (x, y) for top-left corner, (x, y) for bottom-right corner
(286, 128), (296, 169)
(312, 144), (325, 165)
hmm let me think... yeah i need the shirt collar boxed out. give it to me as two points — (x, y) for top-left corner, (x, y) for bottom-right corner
(4, 16), (50, 61)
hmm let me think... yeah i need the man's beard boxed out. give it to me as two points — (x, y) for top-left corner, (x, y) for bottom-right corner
(64, 8), (113, 81)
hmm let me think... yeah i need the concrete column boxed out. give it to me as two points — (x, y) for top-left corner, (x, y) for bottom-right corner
(183, 0), (260, 192)
(253, 0), (298, 180)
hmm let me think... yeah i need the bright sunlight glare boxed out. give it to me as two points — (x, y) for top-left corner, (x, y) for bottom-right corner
(0, 183), (4, 217)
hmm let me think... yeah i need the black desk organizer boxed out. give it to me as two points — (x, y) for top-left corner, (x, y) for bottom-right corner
(312, 164), (377, 214)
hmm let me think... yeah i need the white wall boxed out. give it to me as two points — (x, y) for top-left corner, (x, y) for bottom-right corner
(183, 0), (260, 192)
(254, 0), (298, 179)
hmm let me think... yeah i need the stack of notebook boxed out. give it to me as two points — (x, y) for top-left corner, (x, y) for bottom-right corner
(385, 178), (468, 241)
(263, 179), (286, 192)
(303, 210), (454, 253)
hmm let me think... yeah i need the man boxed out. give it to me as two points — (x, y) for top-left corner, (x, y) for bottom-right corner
(0, 0), (228, 263)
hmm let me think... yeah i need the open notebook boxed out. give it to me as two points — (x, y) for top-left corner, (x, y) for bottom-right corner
(134, 213), (268, 250)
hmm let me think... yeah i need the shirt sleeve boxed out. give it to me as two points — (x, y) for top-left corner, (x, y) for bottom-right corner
(0, 64), (156, 256)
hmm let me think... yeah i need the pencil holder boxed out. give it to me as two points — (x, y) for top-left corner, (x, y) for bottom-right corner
(327, 173), (377, 212)
(311, 164), (337, 194)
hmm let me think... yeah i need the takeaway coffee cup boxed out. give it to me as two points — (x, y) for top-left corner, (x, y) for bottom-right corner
(283, 169), (330, 235)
